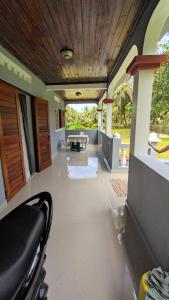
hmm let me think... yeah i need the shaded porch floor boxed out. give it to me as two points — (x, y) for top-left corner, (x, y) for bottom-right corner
(1, 145), (155, 300)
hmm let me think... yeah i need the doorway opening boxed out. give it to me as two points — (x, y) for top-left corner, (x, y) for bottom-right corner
(19, 93), (36, 180)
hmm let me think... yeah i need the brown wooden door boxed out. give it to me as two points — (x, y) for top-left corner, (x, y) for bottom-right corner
(0, 82), (26, 200)
(34, 97), (51, 171)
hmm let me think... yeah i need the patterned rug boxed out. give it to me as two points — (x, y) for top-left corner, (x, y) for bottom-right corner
(111, 178), (128, 197)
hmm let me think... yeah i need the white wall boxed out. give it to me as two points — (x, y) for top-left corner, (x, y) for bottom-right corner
(127, 155), (169, 269)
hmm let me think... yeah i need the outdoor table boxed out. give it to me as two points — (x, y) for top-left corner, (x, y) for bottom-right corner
(67, 135), (89, 151)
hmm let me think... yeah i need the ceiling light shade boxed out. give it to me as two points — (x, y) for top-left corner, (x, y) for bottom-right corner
(76, 91), (81, 97)
(60, 48), (73, 60)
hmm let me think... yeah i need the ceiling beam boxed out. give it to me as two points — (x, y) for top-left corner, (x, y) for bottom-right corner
(46, 82), (107, 91)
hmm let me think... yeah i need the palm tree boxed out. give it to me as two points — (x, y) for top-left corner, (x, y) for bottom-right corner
(113, 79), (133, 126)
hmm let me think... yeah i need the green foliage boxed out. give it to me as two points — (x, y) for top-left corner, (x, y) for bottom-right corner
(151, 41), (169, 125)
(66, 105), (98, 129)
(112, 128), (131, 143)
(66, 36), (169, 130)
(115, 128), (169, 159)
(112, 77), (133, 127)
(111, 38), (169, 128)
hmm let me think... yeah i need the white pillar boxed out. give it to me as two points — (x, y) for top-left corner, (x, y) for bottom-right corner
(127, 55), (168, 156)
(101, 109), (104, 129)
(130, 70), (154, 155)
(97, 109), (102, 130)
(103, 99), (113, 136)
(106, 103), (112, 136)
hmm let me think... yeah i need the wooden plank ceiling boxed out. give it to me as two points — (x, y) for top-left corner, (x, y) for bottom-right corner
(0, 0), (147, 102)
(55, 89), (105, 102)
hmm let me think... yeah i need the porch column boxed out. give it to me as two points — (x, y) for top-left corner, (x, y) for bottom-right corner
(127, 55), (168, 156)
(97, 108), (103, 130)
(103, 99), (113, 136)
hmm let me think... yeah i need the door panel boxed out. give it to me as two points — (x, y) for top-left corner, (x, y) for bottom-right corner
(34, 97), (51, 171)
(0, 82), (26, 200)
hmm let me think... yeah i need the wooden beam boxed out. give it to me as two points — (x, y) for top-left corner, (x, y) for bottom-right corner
(127, 55), (168, 75)
(103, 99), (115, 104)
(46, 82), (107, 91)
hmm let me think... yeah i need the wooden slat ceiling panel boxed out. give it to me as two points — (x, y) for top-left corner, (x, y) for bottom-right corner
(55, 89), (105, 102)
(0, 0), (147, 101)
(0, 0), (146, 83)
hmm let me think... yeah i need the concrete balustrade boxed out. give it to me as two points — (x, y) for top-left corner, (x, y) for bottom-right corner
(120, 144), (130, 168)
(98, 130), (129, 171)
(65, 129), (130, 171)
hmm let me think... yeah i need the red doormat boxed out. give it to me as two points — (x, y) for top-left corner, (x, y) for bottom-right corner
(110, 178), (128, 197)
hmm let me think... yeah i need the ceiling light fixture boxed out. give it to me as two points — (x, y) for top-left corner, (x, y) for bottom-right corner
(76, 91), (81, 97)
(60, 48), (73, 60)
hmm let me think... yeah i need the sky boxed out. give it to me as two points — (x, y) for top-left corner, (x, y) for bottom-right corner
(157, 32), (169, 53)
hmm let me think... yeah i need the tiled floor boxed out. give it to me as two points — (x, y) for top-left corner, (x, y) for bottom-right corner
(1, 145), (141, 300)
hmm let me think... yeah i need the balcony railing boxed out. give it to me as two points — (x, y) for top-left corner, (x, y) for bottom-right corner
(65, 129), (130, 171)
(98, 130), (129, 171)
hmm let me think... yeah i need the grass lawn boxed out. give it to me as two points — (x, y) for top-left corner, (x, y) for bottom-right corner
(112, 128), (169, 159)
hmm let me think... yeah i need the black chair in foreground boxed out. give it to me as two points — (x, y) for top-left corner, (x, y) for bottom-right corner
(0, 191), (53, 300)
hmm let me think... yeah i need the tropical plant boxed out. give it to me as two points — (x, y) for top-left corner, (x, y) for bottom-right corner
(151, 39), (169, 125)
(66, 105), (98, 129)
(66, 36), (169, 130)
(112, 78), (133, 126)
